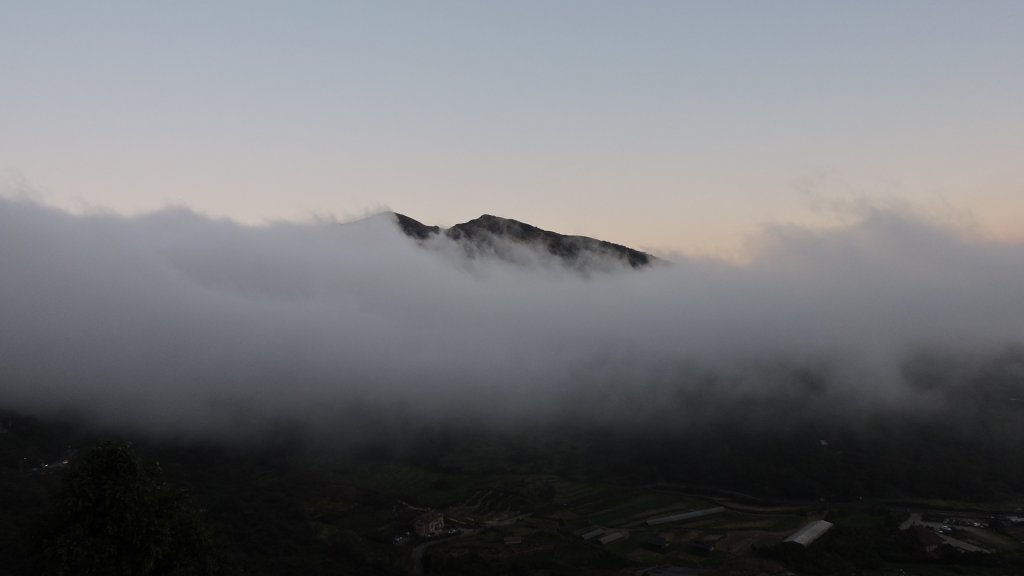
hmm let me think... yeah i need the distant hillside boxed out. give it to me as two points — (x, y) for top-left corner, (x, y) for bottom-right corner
(392, 213), (657, 270)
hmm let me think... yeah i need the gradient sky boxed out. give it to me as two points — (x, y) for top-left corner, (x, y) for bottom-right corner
(2, 1), (1022, 257)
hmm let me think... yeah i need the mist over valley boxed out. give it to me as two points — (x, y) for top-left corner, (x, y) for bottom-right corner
(2, 196), (1023, 479)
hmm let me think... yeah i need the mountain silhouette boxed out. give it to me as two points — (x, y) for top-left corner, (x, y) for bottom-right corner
(392, 213), (657, 270)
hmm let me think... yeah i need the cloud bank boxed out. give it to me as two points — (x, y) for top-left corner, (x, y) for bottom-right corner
(1, 196), (1023, 440)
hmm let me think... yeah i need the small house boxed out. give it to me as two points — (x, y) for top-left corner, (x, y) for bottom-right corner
(413, 511), (445, 537)
(910, 526), (943, 559)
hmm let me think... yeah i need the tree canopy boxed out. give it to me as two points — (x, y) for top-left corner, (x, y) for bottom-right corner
(39, 441), (231, 576)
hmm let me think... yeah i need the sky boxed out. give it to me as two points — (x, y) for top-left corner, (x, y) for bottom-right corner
(2, 2), (1023, 257)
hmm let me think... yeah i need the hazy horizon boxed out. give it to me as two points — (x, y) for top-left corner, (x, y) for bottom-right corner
(3, 2), (1024, 258)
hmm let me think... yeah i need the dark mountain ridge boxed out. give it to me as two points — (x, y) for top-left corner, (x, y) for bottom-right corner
(393, 212), (657, 269)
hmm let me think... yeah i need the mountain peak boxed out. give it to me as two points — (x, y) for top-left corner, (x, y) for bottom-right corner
(391, 212), (657, 270)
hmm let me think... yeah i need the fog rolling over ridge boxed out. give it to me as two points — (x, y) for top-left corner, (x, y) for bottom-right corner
(1, 195), (1023, 441)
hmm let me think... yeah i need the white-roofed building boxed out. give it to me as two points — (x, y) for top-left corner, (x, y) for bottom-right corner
(784, 520), (833, 547)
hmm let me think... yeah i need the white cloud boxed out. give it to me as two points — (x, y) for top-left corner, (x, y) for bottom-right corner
(1, 197), (1022, 439)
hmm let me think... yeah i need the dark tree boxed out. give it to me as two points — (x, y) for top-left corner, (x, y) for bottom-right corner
(38, 441), (231, 576)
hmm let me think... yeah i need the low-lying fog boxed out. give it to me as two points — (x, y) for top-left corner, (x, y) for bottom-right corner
(2, 196), (1023, 439)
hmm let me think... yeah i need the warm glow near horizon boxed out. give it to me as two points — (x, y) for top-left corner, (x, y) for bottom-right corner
(2, 2), (1022, 258)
